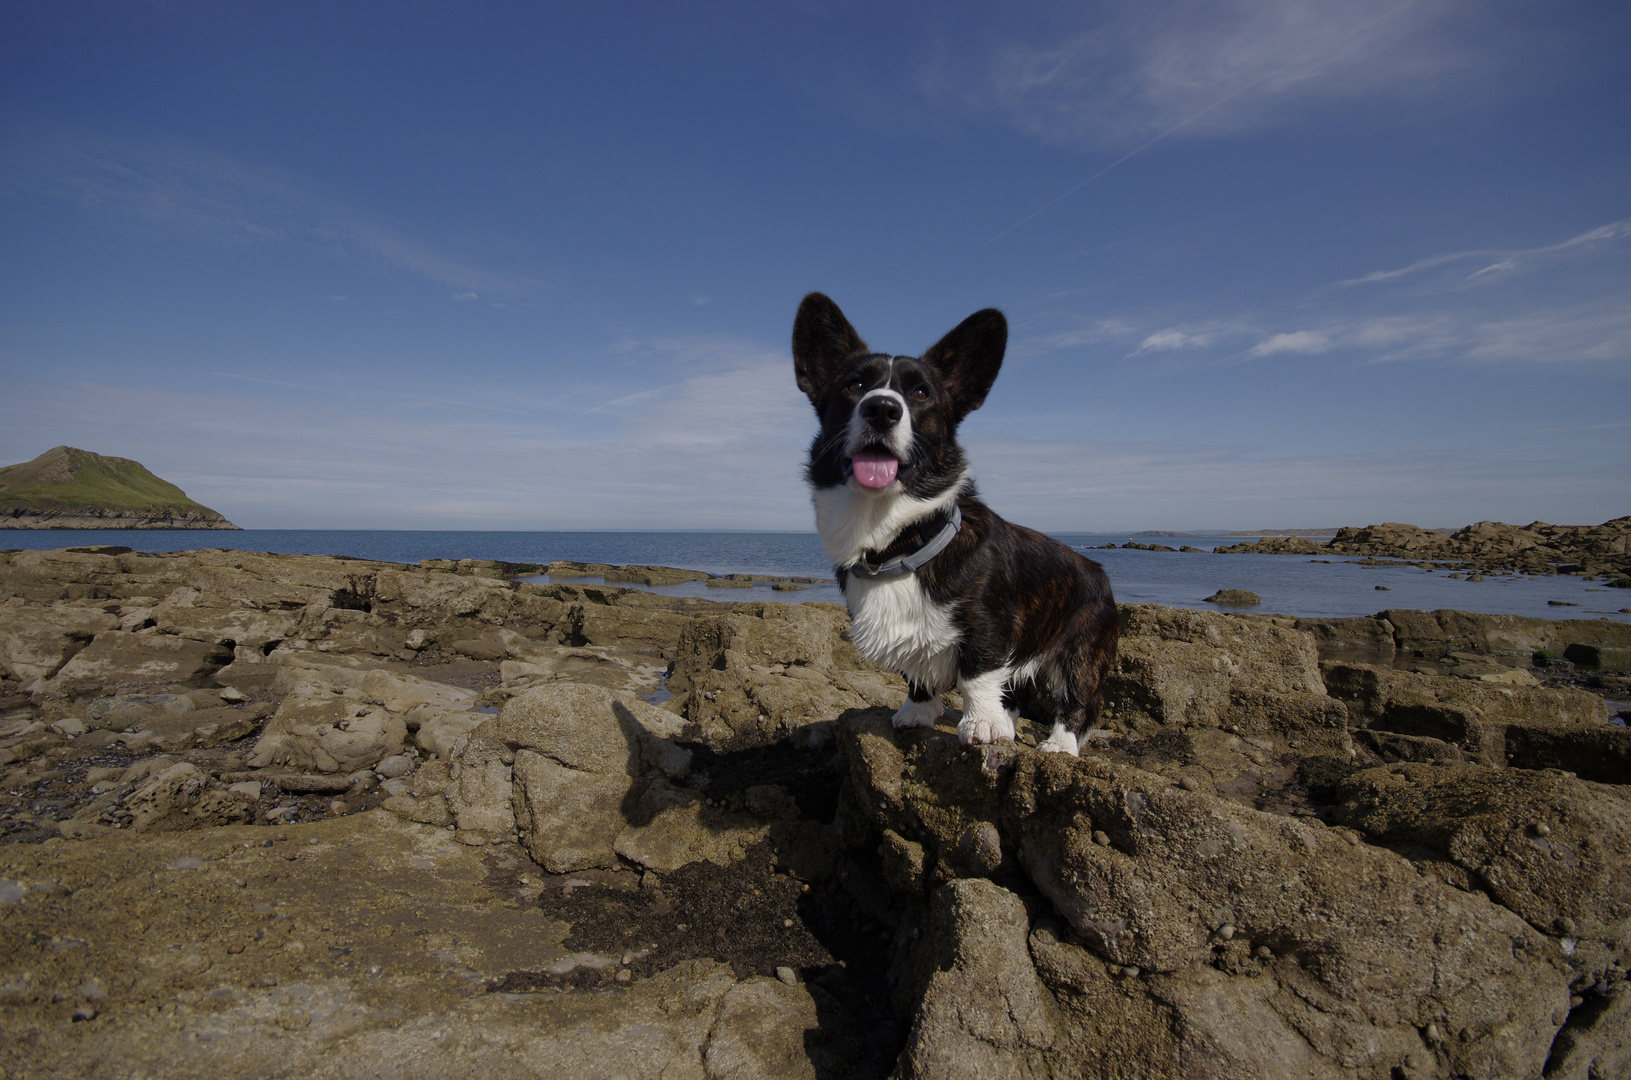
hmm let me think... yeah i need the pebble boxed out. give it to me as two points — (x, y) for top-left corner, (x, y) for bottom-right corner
(78, 978), (107, 1004)
(783, 918), (794, 928)
(227, 944), (244, 954)
(1533, 822), (1552, 836)
(1092, 831), (1110, 847)
(72, 1006), (97, 1022)
(1254, 945), (1273, 959)
(776, 966), (798, 985)
(228, 781), (262, 799)
(621, 953), (632, 965)
(1121, 966), (1140, 978)
(1179, 776), (1200, 792)
(219, 687), (250, 703)
(1216, 923), (1235, 940)
(283, 851), (299, 861)
(1425, 1022), (1442, 1043)
(614, 969), (631, 983)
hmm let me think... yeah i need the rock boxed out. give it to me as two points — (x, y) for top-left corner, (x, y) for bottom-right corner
(0, 601), (119, 685)
(490, 683), (693, 868)
(1322, 660), (1608, 767)
(50, 717), (86, 736)
(1003, 751), (1570, 1078)
(1332, 764), (1631, 966)
(667, 604), (898, 744)
(1103, 605), (1349, 757)
(218, 686), (249, 703)
(374, 754), (416, 779)
(123, 762), (254, 832)
(45, 631), (232, 697)
(412, 709), (489, 759)
(1564, 643), (1631, 670)
(703, 977), (822, 1080)
(500, 643), (666, 697)
(85, 692), (196, 731)
(896, 879), (1057, 1080)
(1204, 589), (1260, 606)
(246, 681), (407, 774)
(611, 786), (770, 875)
(382, 792), (453, 826)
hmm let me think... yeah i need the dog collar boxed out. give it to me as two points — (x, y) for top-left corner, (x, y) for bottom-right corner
(849, 503), (962, 579)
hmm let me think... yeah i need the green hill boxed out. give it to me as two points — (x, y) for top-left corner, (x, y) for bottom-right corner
(0, 446), (239, 529)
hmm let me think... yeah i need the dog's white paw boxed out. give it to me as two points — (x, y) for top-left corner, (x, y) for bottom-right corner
(892, 697), (943, 729)
(958, 709), (1016, 746)
(1036, 723), (1080, 756)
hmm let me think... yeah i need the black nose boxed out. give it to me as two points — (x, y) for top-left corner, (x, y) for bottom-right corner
(861, 394), (902, 429)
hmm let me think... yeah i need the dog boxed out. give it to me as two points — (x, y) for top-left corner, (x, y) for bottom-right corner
(792, 293), (1119, 755)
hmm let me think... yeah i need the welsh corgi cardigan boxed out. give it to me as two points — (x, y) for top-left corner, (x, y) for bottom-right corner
(793, 293), (1119, 755)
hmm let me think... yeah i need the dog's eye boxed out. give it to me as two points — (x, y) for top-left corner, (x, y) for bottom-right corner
(846, 379), (865, 393)
(910, 386), (930, 401)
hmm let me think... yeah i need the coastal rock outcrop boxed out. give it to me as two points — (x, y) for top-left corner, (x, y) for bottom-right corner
(1217, 515), (1631, 579)
(2, 546), (1628, 1079)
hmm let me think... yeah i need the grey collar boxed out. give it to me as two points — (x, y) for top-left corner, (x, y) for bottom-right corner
(849, 503), (962, 580)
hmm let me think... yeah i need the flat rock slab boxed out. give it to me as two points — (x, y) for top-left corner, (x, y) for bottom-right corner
(0, 810), (837, 1079)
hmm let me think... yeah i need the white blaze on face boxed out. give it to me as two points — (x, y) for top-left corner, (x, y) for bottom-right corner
(845, 386), (913, 462)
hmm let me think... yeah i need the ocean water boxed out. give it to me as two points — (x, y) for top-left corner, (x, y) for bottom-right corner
(4, 529), (1627, 624)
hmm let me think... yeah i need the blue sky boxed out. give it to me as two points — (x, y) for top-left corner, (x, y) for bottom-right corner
(1, 1), (1627, 531)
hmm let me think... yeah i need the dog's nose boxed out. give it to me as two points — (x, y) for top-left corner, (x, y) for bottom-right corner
(861, 395), (903, 429)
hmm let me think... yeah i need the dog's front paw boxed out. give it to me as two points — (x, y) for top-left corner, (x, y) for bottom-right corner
(1036, 723), (1080, 756)
(892, 698), (943, 729)
(957, 710), (1016, 746)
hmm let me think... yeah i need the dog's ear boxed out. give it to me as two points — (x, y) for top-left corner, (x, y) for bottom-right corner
(793, 293), (869, 405)
(923, 308), (1006, 423)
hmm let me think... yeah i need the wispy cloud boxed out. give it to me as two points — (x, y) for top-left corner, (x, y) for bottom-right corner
(0, 335), (816, 529)
(1337, 219), (1631, 287)
(927, 0), (1518, 149)
(2, 131), (548, 299)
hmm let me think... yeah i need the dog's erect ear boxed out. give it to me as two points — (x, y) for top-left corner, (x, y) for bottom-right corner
(793, 293), (869, 405)
(922, 308), (1006, 423)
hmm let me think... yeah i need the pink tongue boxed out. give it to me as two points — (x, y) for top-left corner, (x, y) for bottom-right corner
(852, 451), (899, 489)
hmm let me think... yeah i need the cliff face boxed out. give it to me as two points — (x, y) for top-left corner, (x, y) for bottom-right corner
(0, 446), (239, 530)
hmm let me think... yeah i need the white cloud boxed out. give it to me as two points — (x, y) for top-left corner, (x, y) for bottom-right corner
(1133, 329), (1210, 353)
(1248, 330), (1330, 356)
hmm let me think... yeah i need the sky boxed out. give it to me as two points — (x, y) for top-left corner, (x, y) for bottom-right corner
(1, 1), (1627, 532)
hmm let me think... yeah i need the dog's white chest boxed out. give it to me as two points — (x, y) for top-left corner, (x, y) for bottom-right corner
(842, 573), (960, 692)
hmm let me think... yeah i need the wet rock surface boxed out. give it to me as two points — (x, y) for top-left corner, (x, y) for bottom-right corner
(1, 546), (1628, 1077)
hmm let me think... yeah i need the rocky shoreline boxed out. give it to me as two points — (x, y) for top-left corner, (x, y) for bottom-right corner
(0, 508), (242, 530)
(2, 546), (1629, 1078)
(1210, 516), (1631, 581)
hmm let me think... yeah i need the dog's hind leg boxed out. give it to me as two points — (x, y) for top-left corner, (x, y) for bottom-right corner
(1038, 603), (1119, 756)
(892, 681), (944, 730)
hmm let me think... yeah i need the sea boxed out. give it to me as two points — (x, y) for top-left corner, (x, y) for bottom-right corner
(4, 529), (1627, 624)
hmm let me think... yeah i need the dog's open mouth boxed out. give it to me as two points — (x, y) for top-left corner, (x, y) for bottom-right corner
(849, 449), (900, 490)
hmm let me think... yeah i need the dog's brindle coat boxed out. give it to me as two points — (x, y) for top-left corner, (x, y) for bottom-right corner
(793, 293), (1118, 754)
